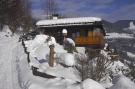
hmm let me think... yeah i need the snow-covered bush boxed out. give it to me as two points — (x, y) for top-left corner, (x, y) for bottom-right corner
(124, 60), (135, 82)
(75, 48), (128, 84)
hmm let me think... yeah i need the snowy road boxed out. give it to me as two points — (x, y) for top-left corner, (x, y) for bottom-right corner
(0, 36), (21, 89)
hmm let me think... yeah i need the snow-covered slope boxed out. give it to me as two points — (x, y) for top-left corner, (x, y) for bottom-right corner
(82, 79), (105, 89)
(110, 75), (135, 89)
(0, 27), (135, 89)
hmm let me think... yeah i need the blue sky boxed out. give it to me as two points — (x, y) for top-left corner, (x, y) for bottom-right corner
(30, 0), (135, 22)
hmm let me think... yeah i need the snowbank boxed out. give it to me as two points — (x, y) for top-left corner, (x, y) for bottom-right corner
(37, 63), (81, 82)
(24, 34), (77, 67)
(110, 75), (135, 89)
(56, 53), (75, 66)
(2, 25), (12, 35)
(0, 25), (12, 38)
(82, 79), (105, 89)
(24, 34), (57, 57)
(0, 32), (11, 38)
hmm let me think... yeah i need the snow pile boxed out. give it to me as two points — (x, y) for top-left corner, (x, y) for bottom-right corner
(24, 34), (56, 57)
(24, 34), (77, 67)
(82, 79), (105, 89)
(106, 33), (134, 39)
(37, 63), (81, 82)
(28, 78), (80, 89)
(0, 25), (12, 38)
(63, 54), (75, 66)
(0, 32), (11, 38)
(127, 52), (135, 58)
(47, 36), (57, 46)
(100, 75), (113, 88)
(110, 75), (135, 89)
(65, 38), (75, 46)
(56, 53), (75, 66)
(2, 25), (12, 35)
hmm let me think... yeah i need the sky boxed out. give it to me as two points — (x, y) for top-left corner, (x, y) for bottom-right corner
(30, 0), (135, 22)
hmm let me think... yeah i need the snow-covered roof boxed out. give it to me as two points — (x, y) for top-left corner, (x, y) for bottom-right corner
(36, 17), (102, 27)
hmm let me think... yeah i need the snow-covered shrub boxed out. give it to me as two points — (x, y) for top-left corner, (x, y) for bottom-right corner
(124, 60), (135, 82)
(75, 48), (127, 83)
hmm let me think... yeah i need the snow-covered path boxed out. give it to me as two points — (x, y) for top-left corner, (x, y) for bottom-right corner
(0, 36), (21, 89)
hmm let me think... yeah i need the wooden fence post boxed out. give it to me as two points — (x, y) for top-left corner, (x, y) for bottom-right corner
(49, 45), (55, 67)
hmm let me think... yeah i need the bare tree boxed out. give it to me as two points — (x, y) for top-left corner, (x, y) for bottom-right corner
(0, 0), (33, 32)
(44, 0), (59, 19)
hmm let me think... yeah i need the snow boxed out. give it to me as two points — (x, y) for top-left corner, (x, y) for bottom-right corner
(24, 34), (57, 58)
(0, 34), (21, 89)
(123, 22), (135, 34)
(0, 27), (135, 89)
(24, 34), (77, 67)
(129, 22), (135, 30)
(65, 38), (75, 46)
(33, 34), (48, 45)
(17, 26), (23, 31)
(108, 60), (128, 76)
(100, 50), (111, 59)
(29, 84), (45, 89)
(127, 52), (135, 58)
(47, 36), (57, 46)
(36, 63), (81, 82)
(2, 25), (12, 35)
(36, 17), (102, 27)
(56, 53), (75, 66)
(0, 25), (12, 38)
(76, 47), (85, 54)
(28, 78), (80, 89)
(82, 79), (105, 89)
(106, 33), (134, 39)
(0, 32), (11, 38)
(110, 75), (135, 89)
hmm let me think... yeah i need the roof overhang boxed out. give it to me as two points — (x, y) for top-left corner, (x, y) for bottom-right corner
(36, 17), (102, 28)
